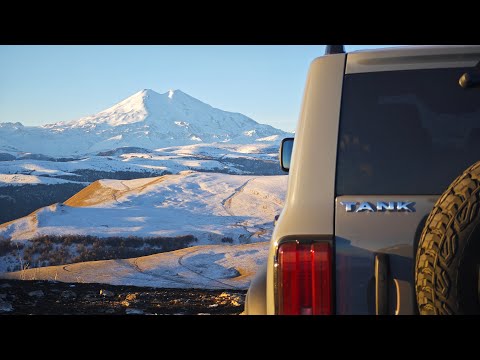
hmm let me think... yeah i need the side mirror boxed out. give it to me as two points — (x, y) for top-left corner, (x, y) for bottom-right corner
(279, 137), (294, 172)
(274, 214), (279, 226)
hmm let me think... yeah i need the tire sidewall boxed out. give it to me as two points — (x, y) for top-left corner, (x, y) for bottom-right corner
(457, 221), (480, 313)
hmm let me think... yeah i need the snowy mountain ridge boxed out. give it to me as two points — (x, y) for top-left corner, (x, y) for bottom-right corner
(0, 89), (290, 156)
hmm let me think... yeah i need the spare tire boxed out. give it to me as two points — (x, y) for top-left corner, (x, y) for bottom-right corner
(415, 161), (480, 315)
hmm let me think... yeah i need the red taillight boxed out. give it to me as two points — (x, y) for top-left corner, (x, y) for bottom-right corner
(277, 242), (332, 315)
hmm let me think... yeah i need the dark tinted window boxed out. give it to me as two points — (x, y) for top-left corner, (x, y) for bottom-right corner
(336, 67), (480, 195)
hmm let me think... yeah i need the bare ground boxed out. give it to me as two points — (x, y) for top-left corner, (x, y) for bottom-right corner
(0, 279), (246, 315)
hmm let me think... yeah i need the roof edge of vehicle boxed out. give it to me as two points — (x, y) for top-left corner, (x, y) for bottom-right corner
(321, 45), (480, 74)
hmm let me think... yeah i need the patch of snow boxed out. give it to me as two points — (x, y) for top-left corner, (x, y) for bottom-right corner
(107, 135), (123, 141)
(243, 130), (256, 137)
(174, 121), (189, 127)
(235, 145), (263, 154)
(256, 135), (280, 142)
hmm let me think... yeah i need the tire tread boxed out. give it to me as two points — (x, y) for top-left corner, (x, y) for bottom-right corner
(415, 161), (480, 315)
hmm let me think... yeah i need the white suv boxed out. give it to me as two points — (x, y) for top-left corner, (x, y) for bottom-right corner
(244, 45), (480, 315)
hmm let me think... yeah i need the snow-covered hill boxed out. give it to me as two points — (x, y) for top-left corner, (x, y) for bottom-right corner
(0, 89), (290, 156)
(0, 172), (287, 243)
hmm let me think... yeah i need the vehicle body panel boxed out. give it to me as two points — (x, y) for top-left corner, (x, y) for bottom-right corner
(335, 195), (438, 314)
(266, 53), (346, 314)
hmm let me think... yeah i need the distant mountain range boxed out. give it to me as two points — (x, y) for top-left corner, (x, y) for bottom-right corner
(0, 89), (290, 157)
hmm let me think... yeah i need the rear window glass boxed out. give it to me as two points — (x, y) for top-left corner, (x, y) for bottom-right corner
(336, 67), (480, 195)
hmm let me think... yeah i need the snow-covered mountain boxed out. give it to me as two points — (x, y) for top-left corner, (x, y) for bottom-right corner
(0, 89), (289, 157)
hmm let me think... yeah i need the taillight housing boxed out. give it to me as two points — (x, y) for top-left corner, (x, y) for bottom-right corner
(276, 241), (332, 315)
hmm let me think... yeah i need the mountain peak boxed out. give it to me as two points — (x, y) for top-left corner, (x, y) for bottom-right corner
(164, 89), (205, 106)
(165, 89), (188, 99)
(136, 88), (159, 98)
(140, 89), (159, 95)
(0, 88), (290, 156)
(127, 88), (193, 101)
(135, 88), (187, 101)
(68, 88), (204, 128)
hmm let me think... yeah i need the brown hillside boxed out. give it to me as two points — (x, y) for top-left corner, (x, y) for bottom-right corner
(64, 176), (168, 207)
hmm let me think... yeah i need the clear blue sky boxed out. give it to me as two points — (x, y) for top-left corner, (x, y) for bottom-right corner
(0, 45), (396, 132)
